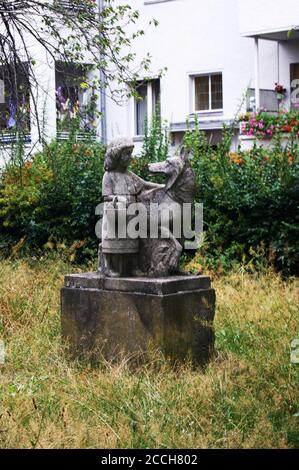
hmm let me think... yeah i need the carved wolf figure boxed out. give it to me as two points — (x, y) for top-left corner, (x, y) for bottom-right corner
(138, 148), (196, 277)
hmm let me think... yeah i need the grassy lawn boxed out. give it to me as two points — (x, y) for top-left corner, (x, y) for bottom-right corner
(0, 257), (298, 449)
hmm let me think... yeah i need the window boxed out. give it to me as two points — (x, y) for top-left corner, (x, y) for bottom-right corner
(194, 73), (223, 112)
(135, 79), (160, 136)
(135, 83), (148, 137)
(0, 63), (30, 136)
(55, 62), (97, 136)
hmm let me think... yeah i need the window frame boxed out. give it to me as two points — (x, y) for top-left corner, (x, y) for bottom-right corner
(0, 61), (31, 138)
(55, 61), (97, 138)
(191, 71), (223, 114)
(134, 78), (161, 137)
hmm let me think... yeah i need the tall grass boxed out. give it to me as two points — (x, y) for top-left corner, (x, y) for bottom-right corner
(0, 257), (298, 448)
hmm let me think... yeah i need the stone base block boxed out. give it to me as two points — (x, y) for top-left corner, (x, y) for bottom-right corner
(61, 274), (216, 367)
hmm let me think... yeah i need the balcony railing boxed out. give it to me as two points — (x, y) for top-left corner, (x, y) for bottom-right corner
(55, 0), (96, 11)
(0, 132), (31, 145)
(57, 131), (97, 142)
(0, 1), (95, 12)
(0, 1), (30, 12)
(247, 88), (279, 113)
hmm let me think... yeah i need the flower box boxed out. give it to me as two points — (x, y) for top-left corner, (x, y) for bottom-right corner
(239, 133), (297, 151)
(238, 109), (299, 143)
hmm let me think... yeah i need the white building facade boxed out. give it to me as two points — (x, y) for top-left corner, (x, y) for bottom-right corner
(1, 0), (299, 161)
(106, 0), (299, 152)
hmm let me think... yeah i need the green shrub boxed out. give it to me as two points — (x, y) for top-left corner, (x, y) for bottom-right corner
(183, 121), (299, 275)
(0, 114), (298, 273)
(0, 139), (105, 261)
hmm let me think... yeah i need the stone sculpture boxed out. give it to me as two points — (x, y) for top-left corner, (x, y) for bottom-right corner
(99, 137), (196, 278)
(61, 136), (216, 367)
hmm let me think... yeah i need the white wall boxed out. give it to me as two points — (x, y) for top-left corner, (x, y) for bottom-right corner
(238, 0), (299, 35)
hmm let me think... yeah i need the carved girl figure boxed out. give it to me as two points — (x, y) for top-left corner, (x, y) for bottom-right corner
(101, 137), (162, 277)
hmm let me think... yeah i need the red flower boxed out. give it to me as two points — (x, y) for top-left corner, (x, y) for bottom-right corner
(275, 83), (287, 94)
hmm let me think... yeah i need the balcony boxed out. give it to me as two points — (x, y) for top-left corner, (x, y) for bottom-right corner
(246, 89), (279, 113)
(238, 107), (299, 150)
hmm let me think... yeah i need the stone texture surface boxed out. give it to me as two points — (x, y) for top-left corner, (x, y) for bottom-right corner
(64, 273), (211, 295)
(61, 273), (216, 367)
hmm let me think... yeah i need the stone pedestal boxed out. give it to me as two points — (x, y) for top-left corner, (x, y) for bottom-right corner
(61, 274), (216, 367)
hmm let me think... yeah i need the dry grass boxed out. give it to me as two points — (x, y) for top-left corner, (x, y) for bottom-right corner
(0, 257), (298, 449)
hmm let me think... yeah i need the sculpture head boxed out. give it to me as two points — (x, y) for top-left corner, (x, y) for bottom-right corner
(148, 147), (193, 193)
(105, 137), (135, 172)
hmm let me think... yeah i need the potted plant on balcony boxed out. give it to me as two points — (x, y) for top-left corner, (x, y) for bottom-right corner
(275, 83), (287, 101)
